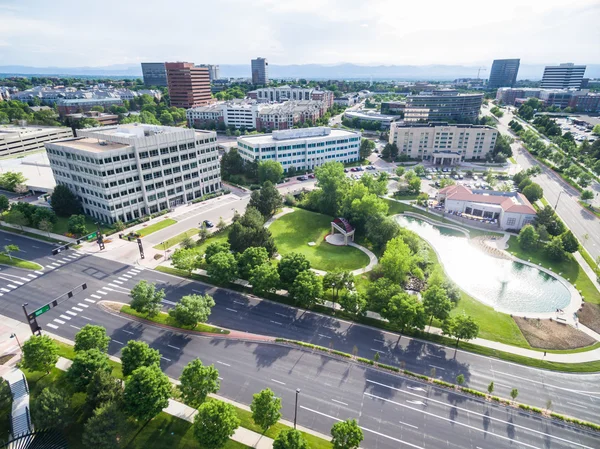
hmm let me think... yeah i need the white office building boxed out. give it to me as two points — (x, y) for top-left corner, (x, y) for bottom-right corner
(0, 125), (74, 157)
(389, 122), (497, 164)
(45, 124), (221, 224)
(540, 63), (586, 89)
(236, 127), (360, 172)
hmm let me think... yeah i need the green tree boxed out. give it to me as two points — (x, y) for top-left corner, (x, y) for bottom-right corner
(82, 401), (125, 449)
(382, 293), (427, 335)
(251, 388), (282, 432)
(31, 387), (70, 429)
(159, 111), (174, 125)
(422, 286), (452, 328)
(359, 138), (375, 159)
(228, 209), (277, 256)
(67, 348), (112, 391)
(130, 280), (165, 317)
(522, 183), (543, 203)
(4, 209), (27, 230)
(179, 359), (220, 407)
(204, 241), (231, 261)
(181, 236), (195, 249)
(50, 184), (82, 217)
(258, 160), (284, 184)
(169, 294), (215, 327)
(0, 172), (27, 191)
(338, 291), (367, 317)
(171, 248), (201, 275)
(0, 195), (9, 214)
(561, 230), (579, 253)
(278, 252), (311, 287)
(273, 429), (309, 449)
(379, 236), (413, 284)
(407, 177), (421, 194)
(121, 340), (161, 377)
(535, 206), (566, 236)
(86, 370), (123, 410)
(487, 381), (494, 395)
(238, 246), (270, 279)
(90, 105), (104, 113)
(21, 335), (58, 373)
(74, 324), (111, 353)
(193, 400), (240, 449)
(518, 224), (539, 250)
(314, 162), (349, 216)
(67, 214), (87, 236)
(323, 270), (354, 301)
(198, 224), (209, 242)
(206, 251), (238, 284)
(442, 314), (479, 347)
(544, 236), (566, 261)
(367, 277), (403, 312)
(289, 270), (323, 308)
(2, 244), (19, 261)
(330, 419), (364, 449)
(456, 374), (465, 385)
(250, 263), (280, 295)
(510, 388), (519, 401)
(38, 219), (54, 237)
(248, 181), (283, 218)
(124, 364), (171, 422)
(395, 166), (405, 177)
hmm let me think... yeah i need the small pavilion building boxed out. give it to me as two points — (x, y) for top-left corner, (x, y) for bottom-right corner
(330, 217), (355, 246)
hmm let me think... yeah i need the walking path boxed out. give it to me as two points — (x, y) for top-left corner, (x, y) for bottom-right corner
(0, 222), (73, 244)
(0, 367), (32, 438)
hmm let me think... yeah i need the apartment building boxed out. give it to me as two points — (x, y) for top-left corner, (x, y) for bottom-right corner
(251, 58), (269, 85)
(141, 63), (168, 87)
(389, 122), (497, 164)
(165, 62), (213, 109)
(248, 86), (334, 108)
(0, 125), (73, 157)
(496, 87), (600, 112)
(56, 98), (124, 116)
(488, 59), (520, 89)
(404, 91), (483, 123)
(237, 127), (360, 172)
(256, 101), (325, 131)
(540, 63), (586, 89)
(45, 124), (221, 224)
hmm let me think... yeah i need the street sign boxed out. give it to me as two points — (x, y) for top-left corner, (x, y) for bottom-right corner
(86, 232), (97, 241)
(34, 304), (51, 317)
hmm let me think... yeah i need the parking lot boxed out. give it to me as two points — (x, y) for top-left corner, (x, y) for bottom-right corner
(555, 117), (597, 143)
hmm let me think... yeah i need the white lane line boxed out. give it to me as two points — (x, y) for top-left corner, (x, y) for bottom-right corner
(66, 310), (77, 316)
(122, 330), (134, 335)
(275, 312), (288, 317)
(428, 364), (445, 371)
(32, 246), (40, 249)
(331, 399), (348, 406)
(84, 298), (96, 303)
(81, 316), (92, 321)
(53, 319), (65, 325)
(77, 303), (89, 308)
(0, 288), (9, 292)
(566, 401), (588, 409)
(428, 354), (442, 358)
(398, 421), (419, 430)
(271, 379), (286, 385)
(490, 369), (600, 397)
(161, 356), (171, 362)
(45, 265), (55, 269)
(90, 294), (101, 299)
(126, 271), (138, 275)
(270, 320), (282, 325)
(113, 280), (124, 285)
(118, 277), (128, 281)
(27, 274), (37, 278)
(130, 269), (141, 274)
(318, 334), (331, 339)
(35, 271), (44, 275)
(233, 300), (245, 305)
(59, 314), (71, 320)
(122, 274), (132, 279)
(162, 299), (177, 306)
(47, 323), (59, 329)
(373, 339), (385, 344)
(70, 324), (81, 330)
(226, 308), (237, 312)
(217, 361), (231, 367)
(96, 290), (108, 295)
(6, 284), (17, 289)
(72, 307), (83, 312)
(370, 348), (383, 352)
(218, 377), (224, 381)
(168, 344), (181, 350)
(407, 386), (426, 392)
(322, 325), (337, 330)
(112, 339), (124, 345)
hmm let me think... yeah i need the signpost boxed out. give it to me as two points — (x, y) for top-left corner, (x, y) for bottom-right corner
(22, 284), (87, 335)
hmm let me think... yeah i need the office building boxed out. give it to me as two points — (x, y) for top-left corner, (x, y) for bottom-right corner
(404, 91), (483, 123)
(198, 65), (220, 82)
(165, 62), (213, 109)
(141, 63), (168, 87)
(65, 111), (119, 126)
(540, 63), (586, 89)
(45, 124), (221, 224)
(56, 98), (124, 116)
(248, 86), (334, 108)
(251, 58), (269, 85)
(0, 125), (73, 157)
(488, 59), (520, 89)
(389, 122), (497, 164)
(236, 127), (360, 172)
(495, 87), (600, 112)
(380, 101), (405, 115)
(343, 111), (399, 129)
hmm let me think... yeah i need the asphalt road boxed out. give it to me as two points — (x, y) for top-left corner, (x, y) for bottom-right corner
(1, 239), (598, 448)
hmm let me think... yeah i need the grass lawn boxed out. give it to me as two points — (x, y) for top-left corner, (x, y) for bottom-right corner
(506, 236), (600, 305)
(121, 305), (230, 335)
(0, 254), (43, 270)
(509, 157), (517, 164)
(138, 219), (177, 237)
(153, 228), (198, 250)
(194, 228), (231, 255)
(52, 215), (113, 237)
(269, 209), (370, 271)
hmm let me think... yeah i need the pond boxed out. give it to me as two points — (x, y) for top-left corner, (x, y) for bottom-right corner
(396, 216), (571, 314)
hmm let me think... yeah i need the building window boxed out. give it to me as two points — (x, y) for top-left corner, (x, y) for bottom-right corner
(506, 217), (516, 227)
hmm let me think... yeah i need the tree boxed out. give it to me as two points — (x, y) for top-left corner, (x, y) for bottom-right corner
(179, 359), (220, 407)
(313, 162), (349, 215)
(130, 280), (165, 317)
(367, 277), (403, 312)
(31, 387), (70, 429)
(487, 382), (494, 395)
(50, 184), (82, 217)
(198, 224), (209, 242)
(535, 206), (565, 236)
(456, 374), (465, 385)
(86, 370), (123, 410)
(67, 214), (87, 236)
(442, 314), (479, 347)
(323, 270), (354, 301)
(21, 335), (58, 373)
(124, 364), (171, 422)
(82, 402), (125, 449)
(545, 236), (566, 261)
(395, 166), (405, 177)
(217, 217), (227, 230)
(561, 230), (579, 253)
(0, 195), (9, 214)
(169, 294), (215, 327)
(379, 236), (413, 284)
(289, 270), (323, 308)
(3, 209), (27, 230)
(250, 263), (280, 295)
(518, 224), (539, 250)
(251, 388), (282, 432)
(206, 251), (238, 284)
(0, 172), (27, 191)
(249, 181), (283, 218)
(510, 388), (519, 401)
(407, 177), (421, 194)
(422, 286), (452, 328)
(181, 236), (195, 249)
(338, 291), (367, 317)
(522, 183), (543, 203)
(74, 324), (111, 353)
(38, 219), (53, 237)
(331, 419), (364, 449)
(2, 244), (19, 261)
(193, 401), (240, 449)
(278, 253), (311, 287)
(238, 246), (270, 279)
(359, 138), (375, 159)
(382, 293), (426, 335)
(204, 241), (231, 261)
(171, 248), (201, 275)
(365, 214), (400, 251)
(121, 340), (161, 377)
(258, 160), (284, 184)
(68, 348), (111, 391)
(159, 111), (174, 126)
(273, 429), (309, 449)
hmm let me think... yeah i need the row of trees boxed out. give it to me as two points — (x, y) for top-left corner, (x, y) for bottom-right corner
(513, 168), (544, 203)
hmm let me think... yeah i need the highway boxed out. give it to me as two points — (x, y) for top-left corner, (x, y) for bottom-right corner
(1, 232), (600, 448)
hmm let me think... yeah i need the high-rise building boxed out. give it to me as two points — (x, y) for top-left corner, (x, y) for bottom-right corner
(540, 63), (586, 89)
(404, 91), (483, 123)
(45, 124), (221, 224)
(165, 62), (213, 109)
(141, 63), (168, 87)
(199, 64), (221, 82)
(251, 57), (269, 85)
(488, 59), (520, 89)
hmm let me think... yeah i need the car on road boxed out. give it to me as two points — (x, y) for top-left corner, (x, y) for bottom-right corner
(297, 175), (308, 181)
(344, 168), (349, 173)
(308, 173), (315, 179)
(356, 166), (364, 171)
(203, 220), (214, 228)
(366, 165), (376, 170)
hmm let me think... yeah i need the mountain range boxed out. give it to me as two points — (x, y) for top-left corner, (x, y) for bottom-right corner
(1, 63), (599, 81)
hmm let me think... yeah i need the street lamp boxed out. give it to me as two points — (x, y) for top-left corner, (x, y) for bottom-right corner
(294, 388), (301, 429)
(162, 241), (167, 260)
(554, 191), (563, 210)
(10, 333), (22, 352)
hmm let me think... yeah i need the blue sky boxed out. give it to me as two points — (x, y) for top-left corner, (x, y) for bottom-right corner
(1, 0), (599, 67)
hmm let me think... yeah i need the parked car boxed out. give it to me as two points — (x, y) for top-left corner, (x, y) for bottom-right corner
(366, 165), (376, 170)
(356, 166), (364, 171)
(350, 167), (358, 172)
(297, 175), (308, 181)
(203, 220), (214, 228)
(308, 173), (315, 179)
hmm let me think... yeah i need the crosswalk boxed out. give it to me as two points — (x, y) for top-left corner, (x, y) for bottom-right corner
(43, 251), (85, 271)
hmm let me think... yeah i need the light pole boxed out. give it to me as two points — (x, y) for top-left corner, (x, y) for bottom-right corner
(294, 388), (300, 429)
(554, 191), (563, 210)
(10, 333), (22, 352)
(162, 241), (167, 260)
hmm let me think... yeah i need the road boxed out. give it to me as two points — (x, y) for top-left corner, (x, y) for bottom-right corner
(1, 232), (600, 449)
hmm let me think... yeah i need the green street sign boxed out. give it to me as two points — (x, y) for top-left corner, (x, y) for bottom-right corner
(34, 305), (51, 317)
(86, 232), (97, 241)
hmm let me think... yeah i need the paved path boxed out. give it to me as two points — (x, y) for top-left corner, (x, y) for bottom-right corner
(1, 367), (32, 438)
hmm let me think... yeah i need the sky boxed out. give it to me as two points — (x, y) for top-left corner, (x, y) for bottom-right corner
(1, 0), (599, 67)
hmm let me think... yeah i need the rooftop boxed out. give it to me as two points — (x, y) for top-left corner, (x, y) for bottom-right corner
(440, 185), (536, 214)
(0, 125), (71, 136)
(48, 137), (130, 153)
(238, 127), (358, 145)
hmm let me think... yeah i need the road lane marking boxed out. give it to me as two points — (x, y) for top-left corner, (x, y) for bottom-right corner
(70, 325), (81, 330)
(32, 246), (39, 249)
(122, 330), (134, 335)
(162, 299), (177, 306)
(81, 316), (92, 321)
(275, 312), (287, 317)
(428, 364), (445, 371)
(35, 271), (44, 275)
(122, 274), (132, 279)
(90, 295), (101, 299)
(373, 339), (385, 343)
(45, 265), (55, 269)
(566, 402), (588, 409)
(217, 361), (230, 366)
(0, 288), (9, 292)
(331, 399), (348, 406)
(318, 334), (331, 339)
(270, 320), (282, 325)
(6, 284), (17, 288)
(226, 308), (237, 312)
(127, 271), (138, 275)
(428, 354), (442, 358)
(84, 298), (96, 303)
(489, 369), (600, 396)
(72, 307), (83, 312)
(47, 323), (59, 329)
(398, 421), (419, 430)
(113, 280), (123, 285)
(77, 303), (89, 308)
(271, 379), (286, 385)
(370, 348), (383, 352)
(161, 356), (171, 362)
(96, 290), (108, 295)
(233, 300), (245, 305)
(53, 319), (65, 325)
(27, 274), (37, 278)
(407, 386), (426, 392)
(168, 344), (181, 350)
(118, 277), (128, 281)
(112, 339), (124, 345)
(59, 315), (71, 320)
(66, 311), (77, 316)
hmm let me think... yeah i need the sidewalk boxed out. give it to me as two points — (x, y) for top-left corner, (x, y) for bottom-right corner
(0, 221), (73, 244)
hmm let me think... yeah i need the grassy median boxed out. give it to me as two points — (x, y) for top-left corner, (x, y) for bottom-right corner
(121, 305), (229, 334)
(0, 254), (43, 270)
(138, 218), (177, 237)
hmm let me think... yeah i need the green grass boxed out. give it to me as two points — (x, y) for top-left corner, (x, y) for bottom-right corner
(580, 246), (600, 278)
(194, 228), (231, 255)
(52, 215), (113, 237)
(54, 339), (123, 379)
(0, 224), (66, 244)
(578, 201), (600, 218)
(153, 228), (199, 250)
(509, 157), (517, 164)
(0, 254), (42, 270)
(138, 218), (177, 237)
(121, 305), (230, 335)
(269, 209), (370, 271)
(506, 236), (600, 305)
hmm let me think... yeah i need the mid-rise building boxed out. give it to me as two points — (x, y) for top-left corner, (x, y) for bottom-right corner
(343, 111), (399, 129)
(404, 91), (483, 123)
(141, 63), (168, 87)
(45, 124), (221, 224)
(389, 122), (497, 164)
(65, 111), (119, 126)
(495, 88), (542, 105)
(256, 101), (325, 131)
(380, 101), (405, 115)
(198, 64), (221, 82)
(488, 59), (520, 89)
(495, 87), (600, 112)
(165, 62), (213, 109)
(0, 125), (74, 157)
(56, 98), (124, 116)
(540, 63), (586, 89)
(187, 104), (224, 128)
(251, 57), (269, 85)
(248, 86), (333, 108)
(237, 127), (360, 172)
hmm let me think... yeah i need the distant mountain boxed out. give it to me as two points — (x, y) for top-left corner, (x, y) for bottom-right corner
(1, 63), (599, 81)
